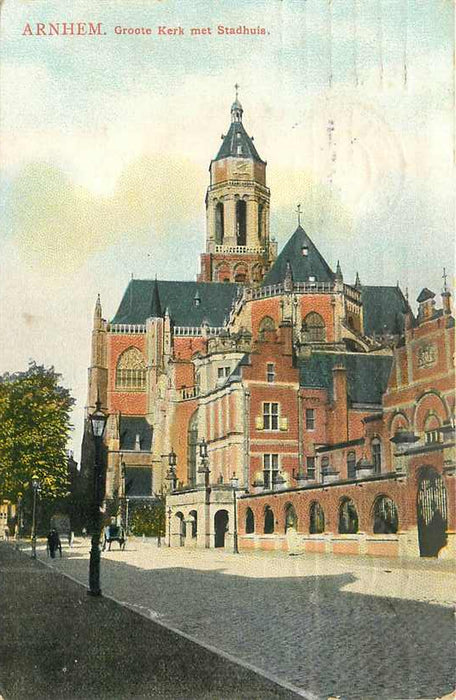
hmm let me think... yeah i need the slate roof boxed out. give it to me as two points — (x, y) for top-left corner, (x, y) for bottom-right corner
(262, 226), (335, 286)
(120, 417), (153, 451)
(417, 287), (435, 303)
(214, 120), (264, 163)
(111, 280), (239, 327)
(361, 286), (409, 336)
(298, 352), (393, 405)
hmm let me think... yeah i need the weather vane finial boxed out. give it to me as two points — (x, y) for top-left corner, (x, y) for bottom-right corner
(295, 203), (302, 226)
(234, 82), (240, 100)
(442, 267), (448, 292)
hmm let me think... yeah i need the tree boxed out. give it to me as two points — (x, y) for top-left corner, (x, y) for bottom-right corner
(0, 362), (75, 502)
(130, 499), (165, 537)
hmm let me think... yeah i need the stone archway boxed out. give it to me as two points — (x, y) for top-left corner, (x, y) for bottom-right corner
(214, 509), (229, 548)
(417, 467), (448, 557)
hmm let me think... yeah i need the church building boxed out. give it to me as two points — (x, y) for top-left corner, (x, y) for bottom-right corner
(83, 93), (455, 559)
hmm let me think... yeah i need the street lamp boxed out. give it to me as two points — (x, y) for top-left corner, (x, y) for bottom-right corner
(88, 398), (108, 597)
(16, 492), (23, 541)
(230, 473), (240, 554)
(30, 476), (40, 559)
(165, 448), (178, 491)
(167, 506), (172, 547)
(198, 439), (211, 549)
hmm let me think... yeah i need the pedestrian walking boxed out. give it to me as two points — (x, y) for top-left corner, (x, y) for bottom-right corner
(47, 529), (62, 559)
(68, 531), (74, 548)
(4, 525), (9, 542)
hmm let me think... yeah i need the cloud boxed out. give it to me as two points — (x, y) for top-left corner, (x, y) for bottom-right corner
(5, 154), (204, 272)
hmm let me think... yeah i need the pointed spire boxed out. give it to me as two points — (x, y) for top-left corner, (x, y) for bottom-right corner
(335, 260), (343, 282)
(354, 271), (362, 289)
(149, 277), (162, 319)
(94, 293), (102, 320)
(284, 259), (294, 292)
(231, 83), (243, 123)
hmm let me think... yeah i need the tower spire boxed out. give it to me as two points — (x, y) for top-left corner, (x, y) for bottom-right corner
(150, 277), (162, 318)
(231, 83), (243, 123)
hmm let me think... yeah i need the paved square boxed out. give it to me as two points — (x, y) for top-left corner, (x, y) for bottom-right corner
(35, 539), (455, 699)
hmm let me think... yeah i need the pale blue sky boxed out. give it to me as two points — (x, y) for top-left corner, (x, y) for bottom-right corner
(0, 0), (454, 459)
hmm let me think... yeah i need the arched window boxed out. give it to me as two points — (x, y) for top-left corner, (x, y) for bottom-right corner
(302, 312), (326, 343)
(339, 498), (359, 534)
(236, 199), (247, 245)
(234, 264), (248, 284)
(264, 505), (274, 534)
(259, 316), (276, 341)
(116, 347), (146, 391)
(309, 502), (325, 534)
(284, 503), (298, 532)
(215, 202), (224, 245)
(187, 410), (198, 487)
(252, 264), (263, 283)
(371, 438), (382, 473)
(373, 496), (398, 534)
(347, 451), (357, 480)
(189, 510), (198, 538)
(216, 264), (230, 283)
(245, 507), (255, 534)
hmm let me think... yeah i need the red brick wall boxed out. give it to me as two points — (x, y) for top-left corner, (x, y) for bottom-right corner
(108, 334), (147, 415)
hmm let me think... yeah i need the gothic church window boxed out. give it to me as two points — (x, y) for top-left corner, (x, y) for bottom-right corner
(338, 498), (359, 534)
(245, 507), (255, 534)
(259, 316), (275, 341)
(115, 347), (146, 391)
(347, 451), (357, 480)
(264, 505), (274, 534)
(373, 496), (398, 534)
(302, 312), (326, 343)
(371, 438), (382, 473)
(309, 502), (325, 534)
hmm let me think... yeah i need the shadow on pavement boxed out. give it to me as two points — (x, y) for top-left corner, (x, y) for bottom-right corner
(3, 542), (455, 700)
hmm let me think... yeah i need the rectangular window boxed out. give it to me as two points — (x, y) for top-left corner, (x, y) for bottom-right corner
(267, 363), (275, 383)
(306, 408), (315, 430)
(306, 456), (316, 480)
(217, 366), (230, 380)
(263, 453), (279, 489)
(263, 402), (279, 430)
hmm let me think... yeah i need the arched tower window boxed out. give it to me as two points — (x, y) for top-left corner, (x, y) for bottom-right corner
(236, 200), (247, 246)
(245, 507), (255, 534)
(116, 347), (146, 391)
(302, 312), (326, 343)
(215, 202), (224, 245)
(258, 316), (276, 341)
(347, 451), (357, 480)
(373, 496), (398, 534)
(309, 502), (325, 534)
(264, 505), (274, 534)
(187, 410), (198, 487)
(339, 498), (359, 534)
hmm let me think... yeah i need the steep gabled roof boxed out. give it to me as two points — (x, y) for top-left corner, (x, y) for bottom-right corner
(298, 352), (393, 405)
(111, 280), (238, 327)
(214, 120), (264, 163)
(262, 226), (335, 287)
(361, 286), (409, 336)
(417, 287), (435, 303)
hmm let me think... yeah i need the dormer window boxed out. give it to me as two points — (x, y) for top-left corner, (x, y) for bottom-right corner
(237, 145), (242, 155)
(309, 275), (316, 283)
(302, 246), (309, 256)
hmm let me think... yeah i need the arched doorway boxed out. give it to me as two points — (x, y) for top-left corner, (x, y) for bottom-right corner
(175, 512), (186, 547)
(417, 467), (448, 557)
(214, 509), (229, 548)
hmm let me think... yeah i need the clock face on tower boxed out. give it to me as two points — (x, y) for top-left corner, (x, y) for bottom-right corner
(233, 160), (249, 177)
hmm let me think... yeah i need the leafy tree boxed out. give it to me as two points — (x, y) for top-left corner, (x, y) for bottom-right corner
(0, 362), (75, 502)
(130, 499), (165, 537)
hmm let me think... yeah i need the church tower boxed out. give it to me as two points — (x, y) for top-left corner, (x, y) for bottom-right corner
(198, 87), (276, 285)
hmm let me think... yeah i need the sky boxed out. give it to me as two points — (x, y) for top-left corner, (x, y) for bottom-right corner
(0, 0), (454, 461)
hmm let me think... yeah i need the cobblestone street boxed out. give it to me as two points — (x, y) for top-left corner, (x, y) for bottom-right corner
(26, 539), (455, 699)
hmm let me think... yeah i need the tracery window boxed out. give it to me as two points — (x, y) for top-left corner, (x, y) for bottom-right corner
(302, 312), (326, 343)
(372, 438), (382, 473)
(115, 347), (146, 391)
(259, 316), (276, 341)
(309, 502), (325, 534)
(338, 498), (359, 534)
(373, 496), (398, 534)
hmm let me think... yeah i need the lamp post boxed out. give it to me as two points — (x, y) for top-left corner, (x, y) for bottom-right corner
(230, 473), (240, 554)
(198, 439), (211, 548)
(30, 476), (40, 559)
(88, 398), (108, 597)
(16, 492), (23, 541)
(165, 448), (178, 491)
(167, 507), (172, 547)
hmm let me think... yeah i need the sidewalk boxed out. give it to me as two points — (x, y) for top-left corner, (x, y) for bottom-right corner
(0, 543), (301, 700)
